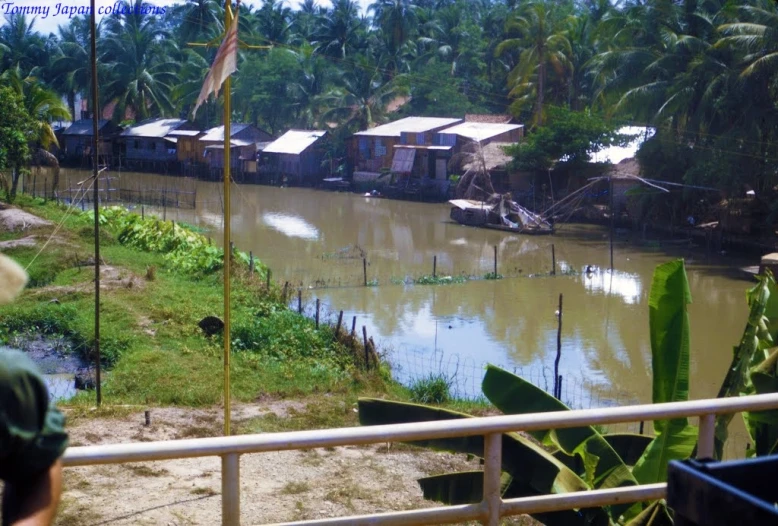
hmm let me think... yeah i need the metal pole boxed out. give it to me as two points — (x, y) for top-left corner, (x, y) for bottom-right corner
(223, 2), (233, 437)
(554, 293), (563, 400)
(482, 433), (502, 526)
(609, 176), (614, 271)
(697, 413), (715, 459)
(90, 0), (101, 407)
(221, 453), (240, 525)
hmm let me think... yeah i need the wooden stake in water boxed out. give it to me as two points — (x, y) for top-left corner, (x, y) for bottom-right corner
(551, 244), (556, 276)
(362, 326), (369, 370)
(554, 293), (563, 400)
(363, 257), (367, 286)
(493, 245), (497, 276)
(315, 298), (320, 329)
(433, 255), (437, 277)
(297, 289), (302, 314)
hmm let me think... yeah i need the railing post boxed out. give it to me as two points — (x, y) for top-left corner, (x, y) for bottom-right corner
(697, 413), (715, 459)
(482, 433), (502, 526)
(222, 453), (240, 525)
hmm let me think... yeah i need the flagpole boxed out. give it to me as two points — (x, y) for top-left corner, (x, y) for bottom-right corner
(223, 1), (233, 438)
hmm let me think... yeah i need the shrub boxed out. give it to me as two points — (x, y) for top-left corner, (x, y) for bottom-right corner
(409, 373), (452, 404)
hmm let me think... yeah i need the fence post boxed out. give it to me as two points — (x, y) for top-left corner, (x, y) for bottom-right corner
(351, 316), (357, 338)
(266, 269), (271, 291)
(482, 433), (502, 526)
(363, 257), (367, 286)
(315, 299), (320, 329)
(283, 282), (289, 303)
(551, 244), (556, 276)
(433, 255), (437, 278)
(335, 310), (344, 340)
(141, 205), (145, 220)
(44, 177), (47, 202)
(249, 252), (254, 275)
(493, 245), (497, 276)
(297, 290), (302, 314)
(697, 413), (715, 459)
(554, 293), (563, 400)
(362, 326), (369, 370)
(221, 453), (240, 526)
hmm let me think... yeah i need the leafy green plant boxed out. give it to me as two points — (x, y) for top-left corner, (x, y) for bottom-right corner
(484, 272), (503, 280)
(409, 373), (453, 404)
(358, 259), (697, 525)
(414, 274), (468, 285)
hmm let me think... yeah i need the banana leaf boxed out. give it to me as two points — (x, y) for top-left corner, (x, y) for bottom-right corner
(603, 434), (653, 466)
(358, 398), (588, 495)
(418, 471), (512, 505)
(626, 501), (674, 526)
(714, 273), (777, 459)
(481, 365), (639, 520)
(744, 347), (778, 456)
(632, 260), (697, 483)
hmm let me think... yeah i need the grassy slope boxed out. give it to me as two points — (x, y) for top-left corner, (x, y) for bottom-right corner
(1, 196), (491, 423)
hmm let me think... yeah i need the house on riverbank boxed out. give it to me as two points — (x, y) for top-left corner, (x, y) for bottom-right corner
(199, 124), (273, 180)
(121, 118), (195, 173)
(260, 130), (328, 186)
(60, 119), (122, 167)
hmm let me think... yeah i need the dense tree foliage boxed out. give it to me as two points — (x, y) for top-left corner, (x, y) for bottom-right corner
(0, 0), (777, 194)
(0, 86), (35, 199)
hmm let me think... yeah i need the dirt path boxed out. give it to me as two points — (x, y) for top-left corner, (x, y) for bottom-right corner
(57, 403), (490, 526)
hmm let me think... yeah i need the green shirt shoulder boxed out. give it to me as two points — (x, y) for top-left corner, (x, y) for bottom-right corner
(0, 349), (68, 482)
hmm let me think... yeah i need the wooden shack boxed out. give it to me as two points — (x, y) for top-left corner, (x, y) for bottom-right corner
(60, 119), (121, 166)
(121, 118), (195, 172)
(199, 124), (272, 180)
(350, 117), (462, 182)
(260, 130), (328, 186)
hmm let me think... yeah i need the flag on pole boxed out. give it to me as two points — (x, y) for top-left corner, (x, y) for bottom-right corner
(191, 8), (239, 119)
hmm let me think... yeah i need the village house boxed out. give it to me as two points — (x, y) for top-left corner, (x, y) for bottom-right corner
(259, 130), (328, 186)
(199, 124), (273, 180)
(350, 116), (462, 179)
(121, 118), (195, 172)
(60, 119), (121, 167)
(165, 129), (205, 177)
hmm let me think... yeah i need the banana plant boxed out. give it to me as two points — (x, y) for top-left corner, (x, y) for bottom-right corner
(713, 271), (778, 458)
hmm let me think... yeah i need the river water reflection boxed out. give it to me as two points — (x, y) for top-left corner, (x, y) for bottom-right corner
(62, 170), (756, 441)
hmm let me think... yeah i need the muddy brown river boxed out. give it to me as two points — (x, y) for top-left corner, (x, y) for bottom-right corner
(55, 169), (757, 453)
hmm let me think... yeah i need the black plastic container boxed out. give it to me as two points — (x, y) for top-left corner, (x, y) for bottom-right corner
(667, 456), (778, 525)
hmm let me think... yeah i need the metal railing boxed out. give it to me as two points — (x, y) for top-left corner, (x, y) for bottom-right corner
(62, 393), (778, 526)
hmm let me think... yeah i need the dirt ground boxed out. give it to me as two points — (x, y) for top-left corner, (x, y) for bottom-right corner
(56, 402), (491, 526)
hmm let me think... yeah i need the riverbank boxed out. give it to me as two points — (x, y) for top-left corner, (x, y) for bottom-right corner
(0, 196), (491, 414)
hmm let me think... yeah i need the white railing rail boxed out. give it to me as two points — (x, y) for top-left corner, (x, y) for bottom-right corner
(63, 393), (778, 526)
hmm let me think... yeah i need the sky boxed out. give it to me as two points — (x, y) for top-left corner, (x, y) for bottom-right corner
(4, 0), (374, 36)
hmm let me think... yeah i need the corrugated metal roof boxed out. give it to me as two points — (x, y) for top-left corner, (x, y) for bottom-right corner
(465, 114), (513, 124)
(204, 139), (254, 149)
(355, 117), (462, 137)
(449, 199), (494, 211)
(263, 130), (326, 155)
(439, 122), (523, 143)
(391, 148), (416, 173)
(200, 124), (250, 142)
(394, 144), (453, 151)
(166, 129), (201, 137)
(62, 119), (110, 136)
(121, 118), (189, 138)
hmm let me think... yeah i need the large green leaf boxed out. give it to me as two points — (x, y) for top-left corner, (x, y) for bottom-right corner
(626, 500), (674, 526)
(481, 366), (639, 520)
(603, 434), (653, 466)
(631, 260), (696, 483)
(714, 273), (777, 459)
(418, 471), (513, 505)
(358, 398), (588, 496)
(744, 347), (778, 456)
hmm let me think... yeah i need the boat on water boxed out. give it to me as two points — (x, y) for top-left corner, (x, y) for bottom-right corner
(449, 194), (554, 235)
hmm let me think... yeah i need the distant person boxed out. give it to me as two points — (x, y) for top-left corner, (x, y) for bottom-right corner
(0, 254), (68, 526)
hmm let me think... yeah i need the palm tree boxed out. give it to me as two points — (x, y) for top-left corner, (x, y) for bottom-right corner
(312, 0), (365, 59)
(50, 16), (94, 120)
(100, 0), (179, 121)
(497, 1), (573, 126)
(170, 0), (223, 47)
(0, 14), (48, 76)
(369, 0), (418, 59)
(321, 55), (402, 132)
(0, 66), (71, 149)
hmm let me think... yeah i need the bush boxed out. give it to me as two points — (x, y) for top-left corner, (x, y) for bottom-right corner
(409, 373), (452, 404)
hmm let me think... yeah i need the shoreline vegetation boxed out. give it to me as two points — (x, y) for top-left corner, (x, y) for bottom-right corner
(0, 195), (491, 424)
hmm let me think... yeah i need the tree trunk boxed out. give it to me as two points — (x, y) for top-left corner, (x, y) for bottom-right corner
(536, 50), (545, 126)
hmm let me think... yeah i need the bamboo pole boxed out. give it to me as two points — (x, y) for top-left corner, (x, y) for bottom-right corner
(222, 3), (234, 438)
(90, 0), (101, 407)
